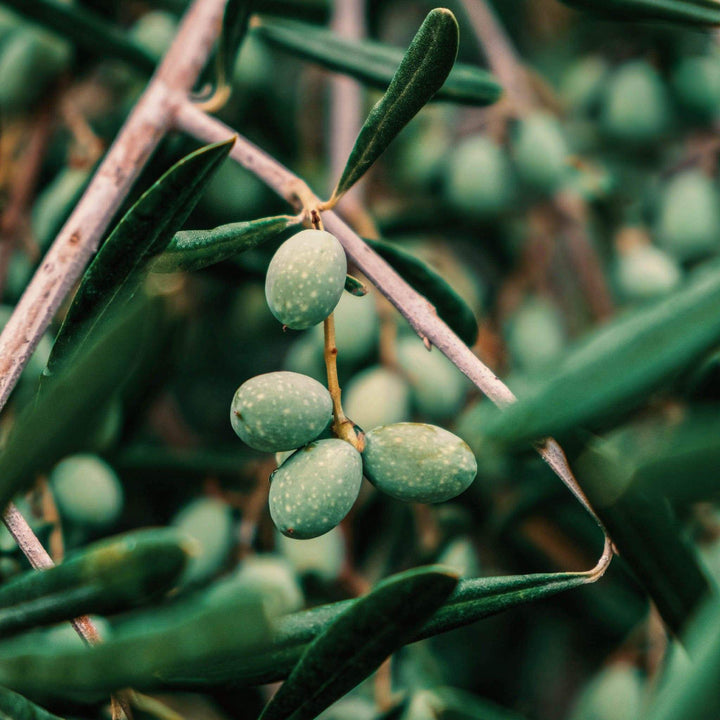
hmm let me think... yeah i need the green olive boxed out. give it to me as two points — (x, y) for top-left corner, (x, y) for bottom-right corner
(343, 366), (411, 431)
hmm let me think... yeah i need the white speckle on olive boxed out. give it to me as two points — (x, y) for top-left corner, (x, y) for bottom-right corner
(363, 423), (477, 504)
(265, 229), (347, 330)
(269, 439), (363, 539)
(231, 371), (332, 452)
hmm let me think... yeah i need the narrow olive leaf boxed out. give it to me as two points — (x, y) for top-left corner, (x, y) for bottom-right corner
(47, 139), (233, 373)
(577, 438), (711, 636)
(365, 238), (478, 346)
(149, 567), (593, 690)
(484, 267), (720, 447)
(343, 274), (367, 296)
(332, 9), (459, 200)
(0, 0), (157, 72)
(259, 566), (458, 720)
(0, 687), (64, 720)
(0, 294), (156, 512)
(254, 19), (501, 105)
(0, 591), (270, 698)
(220, 0), (256, 80)
(559, 0), (720, 26)
(0, 529), (189, 637)
(151, 215), (296, 273)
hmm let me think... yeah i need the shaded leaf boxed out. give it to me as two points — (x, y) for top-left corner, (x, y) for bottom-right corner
(48, 139), (233, 373)
(577, 437), (712, 635)
(151, 215), (295, 273)
(484, 268), (720, 446)
(0, 687), (64, 720)
(343, 275), (367, 296)
(0, 590), (270, 698)
(365, 238), (478, 346)
(0, 0), (157, 72)
(560, 0), (720, 26)
(254, 18), (500, 106)
(259, 566), (457, 720)
(332, 9), (459, 199)
(220, 0), (256, 80)
(0, 529), (189, 637)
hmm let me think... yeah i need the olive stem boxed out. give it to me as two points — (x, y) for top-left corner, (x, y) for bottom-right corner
(174, 101), (609, 540)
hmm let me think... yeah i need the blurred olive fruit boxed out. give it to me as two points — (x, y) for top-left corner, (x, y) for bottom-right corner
(269, 439), (363, 539)
(444, 135), (515, 218)
(234, 32), (275, 92)
(0, 28), (72, 112)
(265, 229), (347, 330)
(276, 526), (346, 581)
(512, 112), (570, 194)
(31, 167), (92, 252)
(130, 11), (178, 58)
(172, 497), (234, 585)
(672, 54), (720, 122)
(615, 241), (681, 302)
(601, 60), (670, 146)
(230, 371), (332, 452)
(656, 170), (720, 261)
(561, 55), (609, 114)
(199, 158), (270, 223)
(283, 333), (327, 383)
(363, 423), (477, 503)
(311, 292), (380, 366)
(504, 297), (566, 373)
(437, 537), (481, 578)
(396, 337), (468, 421)
(568, 663), (645, 720)
(343, 366), (411, 431)
(208, 555), (304, 616)
(49, 455), (123, 531)
(275, 449), (296, 467)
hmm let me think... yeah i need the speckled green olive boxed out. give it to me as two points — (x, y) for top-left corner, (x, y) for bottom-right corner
(172, 497), (234, 585)
(656, 170), (720, 261)
(512, 112), (569, 194)
(601, 60), (670, 146)
(49, 455), (124, 531)
(230, 371), (332, 452)
(444, 135), (514, 219)
(363, 423), (477, 504)
(269, 439), (363, 539)
(343, 366), (411, 431)
(265, 229), (347, 330)
(672, 54), (720, 122)
(615, 242), (681, 302)
(396, 337), (468, 421)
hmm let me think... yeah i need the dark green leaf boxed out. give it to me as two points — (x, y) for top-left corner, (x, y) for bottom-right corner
(484, 268), (720, 446)
(577, 438), (712, 635)
(0, 590), (270, 698)
(219, 0), (256, 80)
(0, 687), (64, 720)
(48, 139), (233, 373)
(559, 0), (720, 26)
(254, 19), (500, 106)
(0, 0), (157, 72)
(343, 275), (367, 296)
(365, 238), (478, 346)
(151, 215), (295, 273)
(0, 529), (189, 637)
(332, 9), (460, 199)
(259, 566), (458, 720)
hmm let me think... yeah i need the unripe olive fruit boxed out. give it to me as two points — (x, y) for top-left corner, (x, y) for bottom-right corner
(512, 112), (570, 194)
(561, 55), (609, 114)
(396, 337), (468, 421)
(276, 527), (346, 581)
(505, 297), (566, 374)
(269, 439), (363, 539)
(672, 54), (720, 122)
(49, 455), (124, 531)
(283, 334), (327, 383)
(172, 497), (234, 585)
(656, 170), (720, 261)
(231, 371), (332, 452)
(265, 229), (347, 330)
(343, 366), (411, 431)
(130, 11), (177, 58)
(444, 135), (514, 218)
(615, 243), (681, 301)
(601, 61), (670, 146)
(363, 423), (477, 504)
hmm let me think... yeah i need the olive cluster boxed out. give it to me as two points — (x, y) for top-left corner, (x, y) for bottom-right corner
(230, 229), (478, 539)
